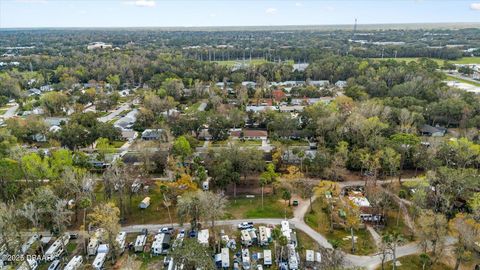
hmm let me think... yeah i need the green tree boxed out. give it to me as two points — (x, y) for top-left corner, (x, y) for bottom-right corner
(172, 136), (192, 162)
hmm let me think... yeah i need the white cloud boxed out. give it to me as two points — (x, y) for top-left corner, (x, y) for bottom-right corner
(471, 2), (480, 10)
(124, 0), (156, 8)
(265, 7), (278, 15)
(209, 13), (217, 18)
(295, 2), (303, 7)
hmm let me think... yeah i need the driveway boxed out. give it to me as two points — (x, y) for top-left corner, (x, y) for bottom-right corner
(98, 102), (131, 123)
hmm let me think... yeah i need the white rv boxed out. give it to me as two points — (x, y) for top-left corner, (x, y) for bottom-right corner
(16, 259), (38, 270)
(88, 229), (105, 256)
(241, 230), (252, 246)
(115, 232), (126, 254)
(134, 235), (147, 252)
(152, 233), (171, 255)
(263, 250), (272, 266)
(197, 229), (209, 246)
(20, 234), (39, 255)
(45, 233), (69, 261)
(242, 248), (250, 270)
(315, 252), (322, 263)
(287, 244), (299, 270)
(92, 244), (109, 269)
(281, 221), (291, 242)
(64, 255), (83, 270)
(87, 238), (100, 256)
(306, 250), (314, 266)
(221, 248), (230, 268)
(259, 226), (269, 246)
(92, 253), (107, 270)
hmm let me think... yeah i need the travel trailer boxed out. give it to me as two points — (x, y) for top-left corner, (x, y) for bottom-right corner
(64, 255), (83, 270)
(116, 232), (126, 254)
(263, 250), (272, 266)
(197, 229), (209, 246)
(152, 233), (171, 255)
(45, 233), (69, 261)
(134, 234), (147, 252)
(221, 248), (230, 268)
(242, 248), (250, 270)
(241, 230), (252, 246)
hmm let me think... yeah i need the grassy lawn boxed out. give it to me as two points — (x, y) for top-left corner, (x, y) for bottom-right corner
(111, 140), (127, 148)
(66, 242), (78, 254)
(304, 199), (376, 255)
(0, 109), (7, 115)
(94, 182), (175, 225)
(225, 195), (293, 219)
(445, 75), (480, 87)
(184, 102), (200, 113)
(234, 139), (262, 146)
(210, 140), (229, 146)
(214, 58), (294, 67)
(376, 254), (452, 270)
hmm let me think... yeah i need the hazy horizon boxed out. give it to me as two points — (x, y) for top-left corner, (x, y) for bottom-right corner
(1, 0), (479, 29)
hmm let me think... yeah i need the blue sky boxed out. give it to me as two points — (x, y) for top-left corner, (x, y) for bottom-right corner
(0, 0), (479, 28)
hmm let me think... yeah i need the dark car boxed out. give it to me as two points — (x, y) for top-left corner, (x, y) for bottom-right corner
(141, 228), (148, 235)
(189, 230), (197, 238)
(292, 200), (299, 206)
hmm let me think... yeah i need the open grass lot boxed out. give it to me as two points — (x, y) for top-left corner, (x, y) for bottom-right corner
(371, 56), (480, 65)
(94, 181), (175, 225)
(225, 195), (293, 219)
(271, 139), (310, 147)
(305, 199), (376, 255)
(234, 139), (262, 146)
(214, 58), (294, 67)
(376, 254), (452, 270)
(445, 75), (480, 87)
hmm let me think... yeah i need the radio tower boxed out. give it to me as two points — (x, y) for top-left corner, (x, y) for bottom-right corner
(352, 18), (358, 41)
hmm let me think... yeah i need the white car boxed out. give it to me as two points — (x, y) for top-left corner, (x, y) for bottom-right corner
(238, 222), (254, 230)
(257, 265), (263, 270)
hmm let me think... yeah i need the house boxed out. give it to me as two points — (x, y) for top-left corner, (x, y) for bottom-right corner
(115, 109), (138, 130)
(231, 129), (268, 140)
(40, 85), (53, 92)
(308, 80), (330, 87)
(245, 105), (276, 112)
(141, 129), (165, 141)
(279, 105), (304, 113)
(272, 89), (287, 102)
(335, 80), (348, 88)
(198, 128), (212, 141)
(27, 88), (41, 96)
(420, 124), (447, 137)
(87, 42), (113, 50)
(121, 130), (138, 141)
(31, 133), (47, 142)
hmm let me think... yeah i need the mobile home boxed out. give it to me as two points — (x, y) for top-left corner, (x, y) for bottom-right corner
(263, 250), (272, 266)
(241, 230), (252, 246)
(88, 229), (104, 256)
(64, 255), (83, 270)
(242, 248), (250, 270)
(134, 235), (147, 252)
(221, 248), (230, 268)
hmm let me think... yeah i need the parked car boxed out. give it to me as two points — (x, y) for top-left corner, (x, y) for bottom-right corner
(237, 222), (254, 230)
(69, 233), (79, 239)
(292, 200), (299, 206)
(188, 230), (197, 238)
(159, 227), (174, 234)
(141, 228), (148, 235)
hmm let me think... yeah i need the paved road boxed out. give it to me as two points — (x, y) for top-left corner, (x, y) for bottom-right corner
(98, 102), (131, 123)
(1, 103), (19, 119)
